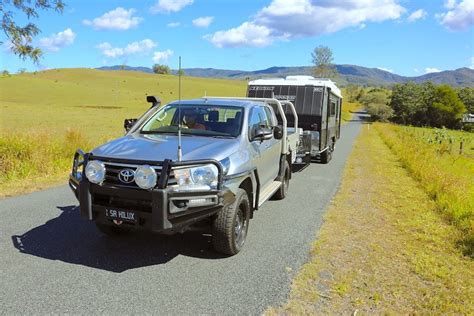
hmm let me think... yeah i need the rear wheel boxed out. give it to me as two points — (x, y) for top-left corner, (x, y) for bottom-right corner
(320, 140), (334, 164)
(273, 160), (290, 200)
(212, 189), (250, 255)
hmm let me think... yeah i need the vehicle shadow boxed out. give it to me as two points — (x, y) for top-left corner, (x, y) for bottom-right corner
(11, 205), (226, 273)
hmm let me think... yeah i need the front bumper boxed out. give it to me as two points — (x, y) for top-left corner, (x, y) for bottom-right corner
(69, 152), (233, 233)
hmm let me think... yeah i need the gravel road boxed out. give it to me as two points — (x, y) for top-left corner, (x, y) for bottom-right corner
(0, 116), (363, 314)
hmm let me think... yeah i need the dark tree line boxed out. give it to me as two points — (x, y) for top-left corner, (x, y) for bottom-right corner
(390, 82), (468, 129)
(350, 82), (472, 130)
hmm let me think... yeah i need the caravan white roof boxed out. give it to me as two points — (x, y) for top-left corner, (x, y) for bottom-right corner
(248, 76), (342, 99)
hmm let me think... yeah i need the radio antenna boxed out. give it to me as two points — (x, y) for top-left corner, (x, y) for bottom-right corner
(177, 56), (183, 161)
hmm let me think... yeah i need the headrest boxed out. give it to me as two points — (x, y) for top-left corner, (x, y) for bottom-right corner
(234, 111), (242, 121)
(208, 110), (219, 122)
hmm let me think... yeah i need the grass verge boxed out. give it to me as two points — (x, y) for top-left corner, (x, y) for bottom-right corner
(267, 125), (474, 314)
(374, 123), (474, 257)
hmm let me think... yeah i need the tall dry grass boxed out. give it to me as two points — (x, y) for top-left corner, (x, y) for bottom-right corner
(375, 123), (474, 256)
(0, 129), (90, 191)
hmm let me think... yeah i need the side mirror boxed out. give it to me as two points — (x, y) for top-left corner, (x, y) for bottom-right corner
(124, 119), (137, 132)
(252, 127), (273, 141)
(273, 125), (283, 140)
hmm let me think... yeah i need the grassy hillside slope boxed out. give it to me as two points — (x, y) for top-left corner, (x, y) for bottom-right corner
(0, 69), (246, 196)
(1, 68), (247, 140)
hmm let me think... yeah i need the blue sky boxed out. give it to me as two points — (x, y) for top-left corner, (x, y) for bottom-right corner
(1, 0), (473, 76)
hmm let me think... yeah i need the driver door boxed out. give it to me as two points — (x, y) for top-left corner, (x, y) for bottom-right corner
(248, 106), (281, 189)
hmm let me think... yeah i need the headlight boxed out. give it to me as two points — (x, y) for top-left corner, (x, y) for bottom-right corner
(173, 164), (218, 191)
(135, 165), (157, 190)
(85, 160), (105, 184)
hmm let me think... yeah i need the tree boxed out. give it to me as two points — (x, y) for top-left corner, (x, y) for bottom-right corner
(311, 45), (338, 79)
(0, 0), (65, 63)
(457, 87), (474, 113)
(177, 69), (185, 76)
(345, 84), (362, 102)
(2, 70), (10, 77)
(367, 103), (394, 122)
(427, 85), (466, 129)
(152, 64), (171, 75)
(359, 88), (392, 122)
(389, 82), (424, 125)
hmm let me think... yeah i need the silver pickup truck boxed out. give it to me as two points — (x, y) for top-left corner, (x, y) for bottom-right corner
(69, 97), (309, 255)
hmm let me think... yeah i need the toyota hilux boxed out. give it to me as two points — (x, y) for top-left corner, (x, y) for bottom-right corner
(69, 96), (308, 255)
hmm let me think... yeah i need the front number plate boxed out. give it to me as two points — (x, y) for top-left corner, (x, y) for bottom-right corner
(105, 208), (137, 223)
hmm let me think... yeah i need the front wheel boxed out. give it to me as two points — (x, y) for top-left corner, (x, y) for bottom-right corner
(212, 188), (250, 255)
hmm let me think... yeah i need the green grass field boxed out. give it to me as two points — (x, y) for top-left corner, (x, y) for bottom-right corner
(0, 69), (247, 196)
(1, 68), (247, 140)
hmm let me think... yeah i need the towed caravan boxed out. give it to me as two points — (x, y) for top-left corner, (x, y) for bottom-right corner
(247, 76), (343, 163)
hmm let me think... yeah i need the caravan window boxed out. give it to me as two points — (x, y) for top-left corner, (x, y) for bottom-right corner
(330, 100), (336, 117)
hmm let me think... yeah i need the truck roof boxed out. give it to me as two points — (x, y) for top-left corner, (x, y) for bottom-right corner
(248, 76), (342, 99)
(168, 98), (264, 108)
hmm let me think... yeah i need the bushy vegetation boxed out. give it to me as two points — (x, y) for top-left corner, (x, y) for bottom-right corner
(375, 124), (474, 256)
(390, 82), (467, 129)
(152, 64), (171, 75)
(359, 88), (393, 121)
(346, 83), (473, 130)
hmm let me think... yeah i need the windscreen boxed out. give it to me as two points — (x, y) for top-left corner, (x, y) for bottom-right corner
(140, 104), (244, 137)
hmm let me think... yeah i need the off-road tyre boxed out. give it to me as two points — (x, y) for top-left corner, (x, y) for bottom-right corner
(212, 188), (250, 255)
(273, 160), (290, 200)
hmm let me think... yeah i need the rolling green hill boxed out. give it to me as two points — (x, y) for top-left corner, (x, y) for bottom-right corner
(99, 65), (474, 87)
(0, 68), (247, 140)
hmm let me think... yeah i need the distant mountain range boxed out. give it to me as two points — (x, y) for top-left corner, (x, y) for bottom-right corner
(97, 64), (474, 87)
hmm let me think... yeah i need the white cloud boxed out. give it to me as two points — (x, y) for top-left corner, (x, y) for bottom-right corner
(470, 57), (474, 69)
(205, 22), (273, 48)
(445, 0), (457, 9)
(83, 7), (142, 31)
(167, 22), (181, 28)
(408, 9), (427, 22)
(425, 67), (441, 73)
(193, 16), (214, 28)
(438, 0), (474, 31)
(377, 67), (394, 73)
(206, 0), (406, 48)
(39, 28), (76, 52)
(152, 49), (174, 63)
(150, 0), (193, 14)
(97, 39), (157, 58)
(414, 68), (420, 73)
